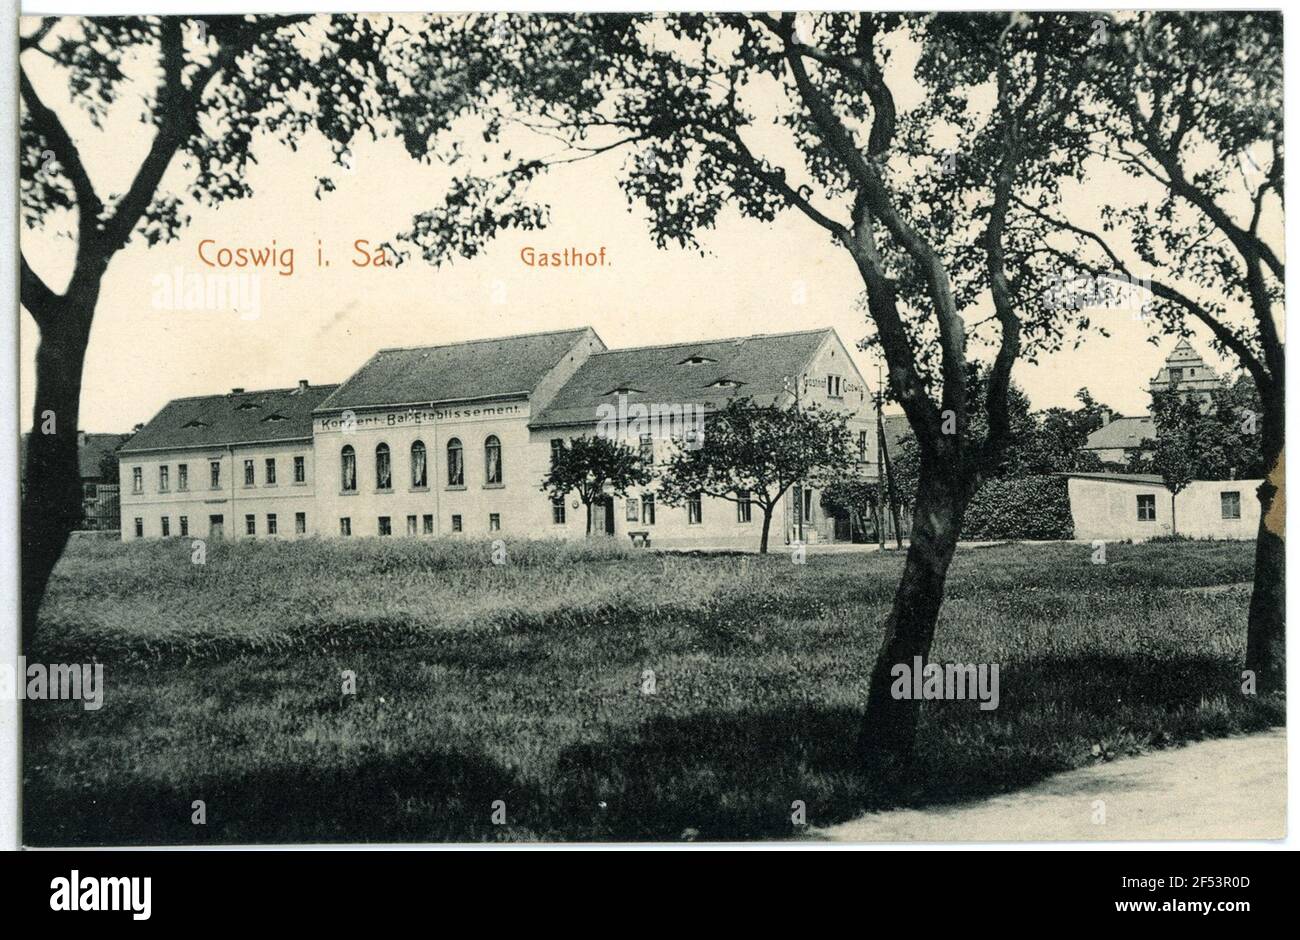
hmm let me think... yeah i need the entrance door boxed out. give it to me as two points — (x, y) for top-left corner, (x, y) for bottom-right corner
(209, 514), (224, 539)
(601, 496), (616, 536)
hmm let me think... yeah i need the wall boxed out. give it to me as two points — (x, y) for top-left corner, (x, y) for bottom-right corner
(119, 439), (318, 540)
(1067, 477), (1261, 542)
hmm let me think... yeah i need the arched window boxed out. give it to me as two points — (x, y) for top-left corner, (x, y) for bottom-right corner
(340, 445), (356, 492)
(375, 443), (392, 490)
(410, 440), (427, 488)
(447, 438), (464, 486)
(485, 434), (503, 485)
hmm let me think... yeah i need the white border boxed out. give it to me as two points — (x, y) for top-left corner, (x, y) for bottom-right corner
(4, 0), (1294, 853)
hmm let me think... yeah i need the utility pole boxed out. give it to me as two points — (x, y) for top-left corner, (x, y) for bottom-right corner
(783, 374), (805, 544)
(875, 359), (904, 550)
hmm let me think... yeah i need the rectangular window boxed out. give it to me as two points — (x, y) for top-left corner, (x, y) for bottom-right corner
(179, 516), (188, 536)
(451, 514), (463, 533)
(159, 465), (170, 493)
(161, 516), (170, 537)
(737, 490), (753, 524)
(858, 430), (868, 461)
(340, 517), (352, 537)
(422, 514), (434, 535)
(245, 514), (256, 535)
(639, 433), (654, 466)
(626, 497), (639, 523)
(178, 463), (188, 491)
(552, 497), (566, 525)
(244, 459), (255, 486)
(267, 513), (278, 536)
(134, 517), (143, 538)
(378, 516), (392, 536)
(295, 512), (306, 535)
(687, 493), (703, 525)
(132, 467), (143, 494)
(265, 458), (276, 485)
(406, 514), (418, 536)
(294, 455), (306, 483)
(1137, 494), (1157, 521)
(827, 374), (842, 398)
(550, 438), (563, 468)
(641, 493), (656, 525)
(803, 489), (814, 524)
(1221, 491), (1241, 520)
(210, 460), (221, 489)
(489, 513), (501, 532)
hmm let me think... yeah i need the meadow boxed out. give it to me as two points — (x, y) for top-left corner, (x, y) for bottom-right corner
(23, 535), (1282, 844)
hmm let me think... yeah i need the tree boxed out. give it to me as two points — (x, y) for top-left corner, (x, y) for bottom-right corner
(392, 12), (1097, 768)
(18, 14), (413, 633)
(540, 436), (651, 536)
(1131, 384), (1266, 481)
(819, 476), (886, 547)
(1025, 12), (1284, 689)
(1149, 422), (1197, 536)
(658, 398), (855, 553)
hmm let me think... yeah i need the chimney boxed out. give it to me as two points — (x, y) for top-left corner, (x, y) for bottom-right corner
(231, 387), (245, 395)
(1100, 408), (1111, 427)
(297, 379), (309, 393)
(77, 430), (86, 447)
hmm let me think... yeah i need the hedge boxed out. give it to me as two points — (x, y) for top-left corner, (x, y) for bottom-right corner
(960, 474), (1074, 541)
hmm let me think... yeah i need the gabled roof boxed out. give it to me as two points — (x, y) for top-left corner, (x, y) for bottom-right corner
(1083, 415), (1156, 451)
(119, 384), (339, 454)
(529, 329), (833, 429)
(316, 328), (594, 412)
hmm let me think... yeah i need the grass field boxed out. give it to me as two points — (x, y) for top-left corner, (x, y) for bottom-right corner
(24, 536), (1282, 844)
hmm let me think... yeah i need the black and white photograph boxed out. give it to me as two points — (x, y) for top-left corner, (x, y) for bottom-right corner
(2, 0), (1292, 881)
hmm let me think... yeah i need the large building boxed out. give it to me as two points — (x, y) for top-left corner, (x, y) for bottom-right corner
(118, 326), (879, 549)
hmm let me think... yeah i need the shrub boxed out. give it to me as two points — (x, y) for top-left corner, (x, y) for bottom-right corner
(961, 475), (1074, 541)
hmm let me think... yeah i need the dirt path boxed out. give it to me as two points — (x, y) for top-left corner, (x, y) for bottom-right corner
(817, 729), (1286, 842)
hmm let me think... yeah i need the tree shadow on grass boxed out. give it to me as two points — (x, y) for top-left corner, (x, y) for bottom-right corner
(25, 654), (1283, 845)
(25, 746), (541, 846)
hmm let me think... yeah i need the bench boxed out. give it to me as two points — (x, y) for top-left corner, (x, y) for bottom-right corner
(628, 530), (651, 548)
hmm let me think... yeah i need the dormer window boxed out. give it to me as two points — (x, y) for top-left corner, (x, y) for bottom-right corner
(679, 355), (717, 366)
(236, 401), (260, 411)
(182, 419), (210, 429)
(709, 379), (744, 389)
(606, 386), (645, 396)
(261, 412), (289, 422)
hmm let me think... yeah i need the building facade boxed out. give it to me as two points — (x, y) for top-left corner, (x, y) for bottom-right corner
(1065, 472), (1261, 542)
(119, 326), (879, 549)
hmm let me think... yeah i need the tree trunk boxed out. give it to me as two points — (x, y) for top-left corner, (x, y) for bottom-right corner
(1245, 442), (1284, 692)
(857, 464), (968, 772)
(1171, 491), (1177, 537)
(584, 500), (592, 537)
(22, 301), (94, 640)
(759, 505), (773, 554)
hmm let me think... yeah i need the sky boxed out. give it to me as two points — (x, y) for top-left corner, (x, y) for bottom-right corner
(19, 14), (1259, 434)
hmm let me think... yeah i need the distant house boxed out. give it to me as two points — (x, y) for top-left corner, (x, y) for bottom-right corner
(1082, 413), (1156, 466)
(1062, 471), (1259, 542)
(1082, 337), (1225, 465)
(19, 430), (134, 530)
